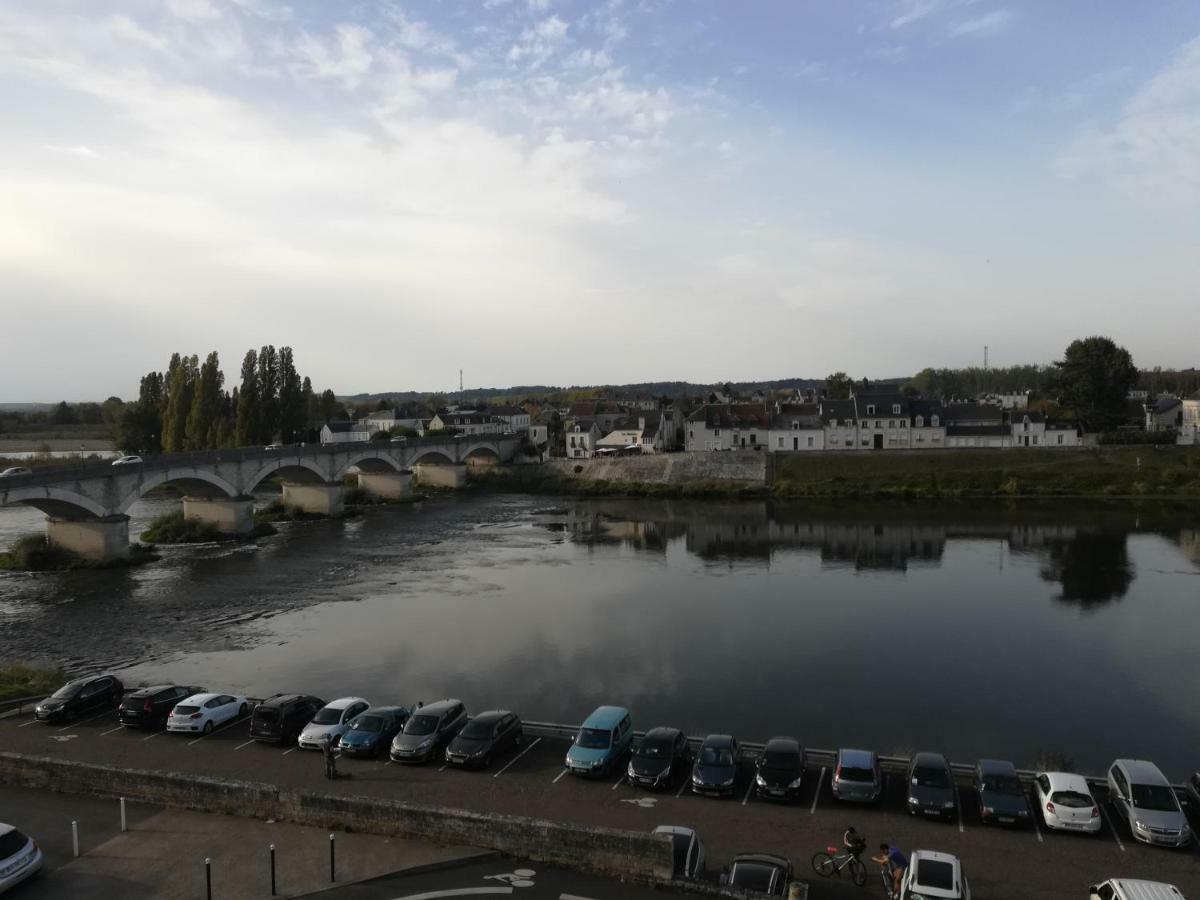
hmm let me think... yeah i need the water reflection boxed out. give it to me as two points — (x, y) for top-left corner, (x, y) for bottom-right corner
(1039, 532), (1134, 608)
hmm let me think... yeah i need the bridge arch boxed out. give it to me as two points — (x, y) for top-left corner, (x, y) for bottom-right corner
(410, 449), (456, 466)
(245, 458), (331, 492)
(116, 469), (241, 515)
(462, 443), (501, 466)
(2, 487), (110, 520)
(334, 451), (404, 480)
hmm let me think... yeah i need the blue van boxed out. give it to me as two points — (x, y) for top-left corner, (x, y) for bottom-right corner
(565, 705), (633, 777)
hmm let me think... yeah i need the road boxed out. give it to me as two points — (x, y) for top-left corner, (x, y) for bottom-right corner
(1, 710), (1196, 899)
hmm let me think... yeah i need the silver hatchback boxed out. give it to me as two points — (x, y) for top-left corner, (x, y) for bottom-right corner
(1106, 759), (1192, 848)
(832, 748), (882, 804)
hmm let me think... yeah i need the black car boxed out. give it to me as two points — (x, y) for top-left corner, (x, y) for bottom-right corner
(34, 674), (124, 724)
(445, 710), (523, 769)
(755, 736), (806, 801)
(907, 751), (958, 821)
(692, 734), (739, 798)
(118, 684), (204, 730)
(248, 693), (324, 744)
(975, 758), (1031, 826)
(390, 699), (469, 763)
(1187, 771), (1200, 812)
(628, 727), (691, 790)
(337, 706), (410, 758)
(721, 853), (792, 896)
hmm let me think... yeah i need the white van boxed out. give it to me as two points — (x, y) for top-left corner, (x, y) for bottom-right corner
(1089, 880), (1187, 900)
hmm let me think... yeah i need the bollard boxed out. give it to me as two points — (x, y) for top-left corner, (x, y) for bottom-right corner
(329, 833), (335, 883)
(205, 857), (212, 900)
(269, 844), (276, 896)
(71, 820), (79, 858)
(120, 797), (126, 833)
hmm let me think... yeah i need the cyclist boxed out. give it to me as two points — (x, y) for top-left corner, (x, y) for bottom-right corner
(842, 826), (866, 857)
(872, 842), (907, 898)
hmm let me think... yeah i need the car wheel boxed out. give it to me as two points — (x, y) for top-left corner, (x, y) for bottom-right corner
(203, 721), (214, 734)
(239, 703), (248, 717)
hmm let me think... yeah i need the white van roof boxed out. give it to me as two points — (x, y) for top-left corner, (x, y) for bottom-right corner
(1104, 880), (1186, 900)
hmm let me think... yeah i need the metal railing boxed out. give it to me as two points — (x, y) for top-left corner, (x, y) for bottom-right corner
(0, 695), (48, 719)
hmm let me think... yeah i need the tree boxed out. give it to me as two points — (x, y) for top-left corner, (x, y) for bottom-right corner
(235, 349), (260, 446)
(277, 346), (305, 444)
(257, 345), (280, 442)
(823, 372), (853, 400)
(52, 401), (78, 425)
(318, 389), (341, 423)
(185, 351), (224, 450)
(301, 377), (316, 427)
(161, 355), (198, 452)
(1052, 336), (1138, 432)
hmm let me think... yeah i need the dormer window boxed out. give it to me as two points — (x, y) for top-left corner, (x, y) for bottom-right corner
(931, 415), (939, 427)
(830, 418), (837, 427)
(915, 415), (924, 428)
(866, 404), (875, 415)
(892, 404), (901, 415)
(792, 421), (800, 430)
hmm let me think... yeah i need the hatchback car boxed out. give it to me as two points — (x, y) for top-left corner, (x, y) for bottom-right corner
(249, 694), (324, 744)
(628, 727), (691, 790)
(1034, 771), (1101, 834)
(720, 853), (792, 896)
(755, 736), (805, 801)
(445, 710), (523, 769)
(34, 674), (123, 723)
(337, 707), (410, 759)
(0, 823), (43, 894)
(975, 759), (1030, 826)
(565, 706), (633, 778)
(298, 697), (371, 750)
(390, 699), (468, 763)
(1107, 759), (1192, 847)
(1089, 879), (1187, 900)
(111, 455), (143, 466)
(692, 734), (739, 798)
(166, 693), (248, 735)
(0, 467), (31, 478)
(118, 684), (204, 730)
(900, 850), (970, 900)
(832, 748), (882, 804)
(652, 825), (705, 880)
(907, 752), (957, 821)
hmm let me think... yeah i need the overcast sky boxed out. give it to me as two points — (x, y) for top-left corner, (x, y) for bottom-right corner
(2, 1), (1198, 401)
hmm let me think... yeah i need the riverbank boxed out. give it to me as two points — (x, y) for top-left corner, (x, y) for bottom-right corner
(474, 454), (769, 497)
(140, 511), (277, 544)
(0, 534), (158, 572)
(0, 663), (63, 703)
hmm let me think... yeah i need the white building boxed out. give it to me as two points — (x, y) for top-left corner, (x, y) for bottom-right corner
(597, 419), (644, 451)
(488, 405), (531, 432)
(566, 419), (602, 458)
(320, 421), (371, 444)
(768, 408), (825, 452)
(1011, 413), (1080, 448)
(428, 412), (503, 435)
(1178, 390), (1200, 446)
(685, 404), (771, 451)
(1145, 396), (1182, 433)
(980, 391), (1030, 410)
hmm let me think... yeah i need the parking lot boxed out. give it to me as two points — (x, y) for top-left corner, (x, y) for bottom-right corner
(2, 709), (1197, 899)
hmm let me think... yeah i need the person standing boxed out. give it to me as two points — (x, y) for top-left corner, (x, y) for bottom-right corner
(322, 734), (338, 780)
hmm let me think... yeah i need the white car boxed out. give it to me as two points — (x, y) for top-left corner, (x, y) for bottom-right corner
(111, 455), (143, 466)
(297, 697), (371, 750)
(0, 467), (32, 478)
(0, 823), (43, 893)
(166, 693), (248, 735)
(899, 850), (970, 900)
(1034, 771), (1101, 833)
(1089, 879), (1187, 900)
(652, 825), (705, 880)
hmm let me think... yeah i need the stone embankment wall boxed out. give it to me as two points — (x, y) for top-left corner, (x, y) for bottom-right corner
(0, 752), (673, 883)
(545, 452), (766, 486)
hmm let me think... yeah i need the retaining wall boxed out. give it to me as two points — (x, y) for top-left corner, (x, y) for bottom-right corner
(0, 752), (673, 883)
(545, 452), (767, 486)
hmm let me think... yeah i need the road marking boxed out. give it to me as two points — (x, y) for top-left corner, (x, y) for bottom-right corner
(187, 715), (248, 747)
(282, 746), (297, 755)
(58, 711), (111, 732)
(439, 763), (449, 771)
(142, 729), (166, 741)
(810, 767), (825, 814)
(100, 725), (125, 736)
(234, 739), (256, 750)
(675, 778), (689, 798)
(957, 791), (965, 833)
(561, 894), (603, 900)
(1099, 805), (1126, 852)
(552, 769), (568, 784)
(18, 719), (41, 728)
(390, 889), (513, 899)
(1033, 815), (1043, 843)
(741, 782), (754, 806)
(611, 774), (625, 791)
(493, 737), (542, 778)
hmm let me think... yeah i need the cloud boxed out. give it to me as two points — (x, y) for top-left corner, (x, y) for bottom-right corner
(167, 0), (221, 21)
(506, 15), (570, 65)
(44, 143), (101, 159)
(948, 9), (1013, 38)
(890, 0), (980, 30)
(287, 24), (375, 88)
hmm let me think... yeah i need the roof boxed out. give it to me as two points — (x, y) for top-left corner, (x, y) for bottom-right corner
(324, 421), (363, 433)
(763, 736), (800, 753)
(643, 726), (681, 741)
(947, 425), (1010, 437)
(641, 419), (660, 438)
(977, 758), (1017, 775)
(1040, 771), (1092, 792)
(488, 405), (525, 417)
(1152, 396), (1182, 413)
(701, 733), (735, 747)
(838, 748), (877, 765)
(413, 698), (463, 715)
(1045, 420), (1077, 431)
(819, 398), (857, 423)
(1014, 411), (1045, 423)
(322, 696), (368, 710)
(771, 411), (822, 430)
(689, 403), (770, 429)
(854, 392), (909, 414)
(467, 709), (512, 724)
(1190, 388), (1200, 401)
(943, 402), (1003, 423)
(912, 751), (948, 768)
(260, 693), (319, 707)
(1114, 759), (1170, 784)
(582, 705), (629, 728)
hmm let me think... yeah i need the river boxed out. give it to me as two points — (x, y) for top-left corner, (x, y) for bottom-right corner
(1, 494), (1198, 778)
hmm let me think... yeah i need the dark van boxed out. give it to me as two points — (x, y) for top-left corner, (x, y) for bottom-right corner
(249, 694), (324, 745)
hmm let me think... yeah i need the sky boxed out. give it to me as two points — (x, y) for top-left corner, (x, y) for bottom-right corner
(1, 0), (1199, 400)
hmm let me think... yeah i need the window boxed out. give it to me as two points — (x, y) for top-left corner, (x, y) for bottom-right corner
(777, 437), (783, 448)
(749, 434), (756, 445)
(830, 418), (837, 427)
(1033, 436), (1038, 445)
(866, 404), (875, 415)
(915, 415), (923, 427)
(888, 420), (895, 429)
(1057, 434), (1063, 445)
(892, 404), (901, 414)
(807, 436), (814, 447)
(714, 428), (720, 436)
(689, 430), (693, 439)
(899, 420), (906, 428)
(792, 421), (800, 430)
(931, 416), (939, 427)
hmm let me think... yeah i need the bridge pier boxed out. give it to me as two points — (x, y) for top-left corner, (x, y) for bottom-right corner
(413, 464), (467, 489)
(182, 496), (255, 535)
(356, 471), (413, 501)
(281, 482), (345, 517)
(46, 515), (130, 562)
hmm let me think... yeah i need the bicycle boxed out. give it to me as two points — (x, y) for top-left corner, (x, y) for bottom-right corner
(810, 845), (867, 887)
(878, 861), (899, 900)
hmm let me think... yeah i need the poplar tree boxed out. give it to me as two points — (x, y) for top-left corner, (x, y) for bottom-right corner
(257, 345), (280, 443)
(162, 354), (198, 452)
(277, 346), (305, 443)
(235, 349), (260, 446)
(184, 351), (224, 450)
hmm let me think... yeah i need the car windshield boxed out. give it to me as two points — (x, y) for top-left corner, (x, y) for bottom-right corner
(0, 829), (30, 858)
(669, 835), (690, 874)
(984, 774), (1023, 795)
(637, 739), (671, 759)
(311, 708), (342, 725)
(915, 767), (950, 788)
(51, 681), (84, 699)
(764, 751), (798, 769)
(1131, 783), (1179, 812)
(839, 766), (874, 783)
(1050, 790), (1093, 808)
(914, 859), (955, 891)
(731, 863), (775, 891)
(255, 708), (280, 723)
(577, 728), (611, 749)
(459, 720), (494, 740)
(405, 714), (439, 736)
(700, 747), (733, 767)
(351, 715), (383, 733)
(173, 705), (199, 715)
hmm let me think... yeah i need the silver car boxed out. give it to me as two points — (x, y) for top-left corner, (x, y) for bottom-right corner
(832, 748), (882, 803)
(1106, 759), (1192, 847)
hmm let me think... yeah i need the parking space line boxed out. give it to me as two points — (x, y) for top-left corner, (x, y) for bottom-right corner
(675, 778), (689, 798)
(611, 774), (625, 791)
(439, 764), (449, 771)
(187, 715), (248, 747)
(552, 768), (568, 784)
(741, 782), (754, 806)
(100, 725), (124, 736)
(810, 767), (825, 814)
(18, 719), (40, 728)
(493, 737), (542, 778)
(234, 739), (256, 750)
(1099, 805), (1126, 852)
(1033, 815), (1043, 843)
(58, 711), (111, 731)
(142, 729), (165, 741)
(282, 746), (297, 756)
(957, 790), (965, 833)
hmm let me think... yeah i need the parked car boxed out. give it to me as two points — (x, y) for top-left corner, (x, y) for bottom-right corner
(692, 734), (739, 798)
(1034, 771), (1101, 834)
(111, 455), (143, 466)
(297, 697), (371, 750)
(1089, 880), (1187, 900)
(0, 467), (31, 478)
(565, 706), (633, 778)
(1106, 759), (1192, 847)
(264, 443), (283, 451)
(907, 752), (957, 821)
(337, 707), (410, 759)
(975, 759), (1030, 826)
(166, 693), (248, 735)
(628, 727), (691, 790)
(34, 674), (123, 723)
(832, 748), (882, 804)
(720, 853), (792, 896)
(755, 736), (805, 801)
(249, 694), (324, 745)
(390, 699), (468, 763)
(900, 850), (971, 900)
(652, 825), (705, 880)
(0, 822), (43, 894)
(118, 684), (204, 730)
(1187, 772), (1200, 812)
(445, 710), (523, 769)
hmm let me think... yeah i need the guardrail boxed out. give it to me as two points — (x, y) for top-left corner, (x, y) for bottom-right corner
(0, 695), (47, 719)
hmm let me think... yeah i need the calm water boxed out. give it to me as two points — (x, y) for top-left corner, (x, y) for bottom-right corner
(1, 495), (1198, 778)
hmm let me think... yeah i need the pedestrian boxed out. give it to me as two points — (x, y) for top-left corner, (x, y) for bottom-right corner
(322, 734), (338, 781)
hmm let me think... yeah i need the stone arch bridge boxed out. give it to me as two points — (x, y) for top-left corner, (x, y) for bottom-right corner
(0, 436), (520, 561)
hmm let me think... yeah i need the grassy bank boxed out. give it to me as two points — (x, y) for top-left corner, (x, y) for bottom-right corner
(470, 464), (769, 498)
(0, 534), (158, 571)
(254, 499), (358, 523)
(140, 511), (276, 544)
(0, 663), (64, 703)
(343, 486), (428, 506)
(772, 447), (1200, 499)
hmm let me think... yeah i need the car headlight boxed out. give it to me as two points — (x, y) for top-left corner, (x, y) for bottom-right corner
(789, 777), (803, 789)
(982, 806), (994, 816)
(418, 738), (434, 749)
(943, 800), (955, 809)
(471, 747), (486, 757)
(1134, 819), (1148, 831)
(755, 774), (767, 787)
(722, 777), (735, 787)
(908, 796), (920, 805)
